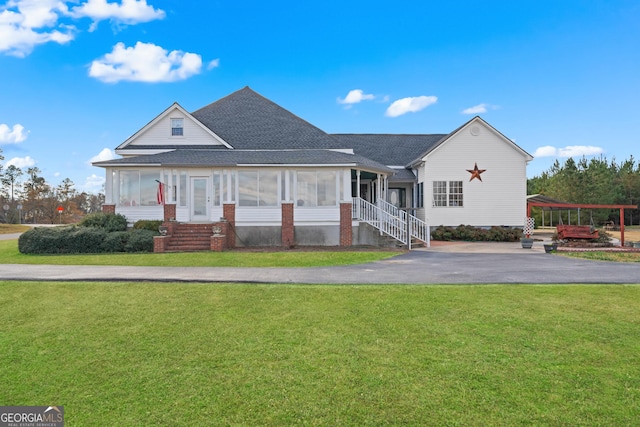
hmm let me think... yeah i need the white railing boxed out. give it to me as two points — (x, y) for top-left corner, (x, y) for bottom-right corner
(409, 214), (430, 248)
(352, 197), (430, 248)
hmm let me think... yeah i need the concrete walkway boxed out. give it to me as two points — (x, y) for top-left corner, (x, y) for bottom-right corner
(1, 237), (639, 284)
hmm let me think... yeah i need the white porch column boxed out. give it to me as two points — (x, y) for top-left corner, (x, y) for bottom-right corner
(284, 170), (291, 201)
(356, 170), (361, 199)
(105, 168), (114, 204)
(224, 169), (231, 203)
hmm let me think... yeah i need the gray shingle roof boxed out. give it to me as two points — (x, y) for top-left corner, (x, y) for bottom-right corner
(330, 134), (446, 166)
(94, 149), (394, 174)
(191, 87), (344, 150)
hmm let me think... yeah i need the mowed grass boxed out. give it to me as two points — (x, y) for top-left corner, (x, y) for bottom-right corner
(1, 282), (639, 426)
(0, 240), (398, 267)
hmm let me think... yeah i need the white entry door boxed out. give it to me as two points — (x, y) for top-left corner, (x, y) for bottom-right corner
(190, 177), (210, 221)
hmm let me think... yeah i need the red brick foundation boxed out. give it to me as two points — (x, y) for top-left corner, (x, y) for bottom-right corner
(153, 236), (168, 253)
(210, 235), (227, 251)
(223, 203), (236, 249)
(163, 204), (176, 222)
(339, 202), (352, 247)
(281, 203), (294, 247)
(102, 204), (115, 214)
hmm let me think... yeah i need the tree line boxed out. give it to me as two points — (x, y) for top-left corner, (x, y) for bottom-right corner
(0, 148), (104, 224)
(527, 156), (640, 227)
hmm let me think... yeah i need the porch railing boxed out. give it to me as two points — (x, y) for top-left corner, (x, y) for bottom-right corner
(352, 197), (430, 248)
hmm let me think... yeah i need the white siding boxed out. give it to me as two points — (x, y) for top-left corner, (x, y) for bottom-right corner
(130, 107), (225, 147)
(236, 208), (281, 225)
(295, 207), (340, 224)
(423, 121), (528, 227)
(117, 206), (164, 225)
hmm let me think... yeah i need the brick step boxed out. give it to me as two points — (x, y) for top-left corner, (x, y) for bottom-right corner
(166, 240), (210, 245)
(166, 240), (211, 250)
(168, 237), (211, 243)
(171, 233), (212, 239)
(165, 245), (210, 252)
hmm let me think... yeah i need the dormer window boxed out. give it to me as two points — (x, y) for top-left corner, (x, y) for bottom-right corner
(171, 118), (184, 136)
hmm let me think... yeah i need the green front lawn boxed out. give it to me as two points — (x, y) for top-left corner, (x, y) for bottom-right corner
(0, 239), (398, 267)
(1, 283), (638, 425)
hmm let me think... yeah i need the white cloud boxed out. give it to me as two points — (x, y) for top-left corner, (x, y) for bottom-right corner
(89, 147), (116, 163)
(385, 95), (437, 117)
(7, 155), (36, 168)
(83, 173), (105, 192)
(337, 89), (375, 105)
(71, 0), (165, 31)
(0, 0), (74, 57)
(462, 103), (500, 115)
(533, 145), (605, 158)
(89, 41), (203, 83)
(207, 58), (219, 70)
(0, 123), (29, 144)
(0, 0), (165, 57)
(462, 103), (486, 114)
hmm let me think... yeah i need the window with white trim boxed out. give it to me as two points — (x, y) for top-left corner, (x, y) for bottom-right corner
(433, 181), (463, 207)
(118, 170), (160, 207)
(416, 182), (424, 208)
(295, 170), (337, 207)
(238, 170), (279, 207)
(171, 118), (184, 136)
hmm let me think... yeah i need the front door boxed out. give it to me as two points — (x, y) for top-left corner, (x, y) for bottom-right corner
(190, 177), (210, 221)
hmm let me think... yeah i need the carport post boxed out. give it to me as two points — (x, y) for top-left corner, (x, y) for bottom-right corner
(620, 208), (625, 246)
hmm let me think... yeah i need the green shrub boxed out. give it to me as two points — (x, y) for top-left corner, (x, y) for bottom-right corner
(100, 231), (129, 253)
(133, 220), (163, 232)
(124, 229), (155, 252)
(19, 225), (154, 255)
(80, 212), (127, 232)
(18, 226), (107, 254)
(431, 225), (522, 242)
(69, 228), (108, 253)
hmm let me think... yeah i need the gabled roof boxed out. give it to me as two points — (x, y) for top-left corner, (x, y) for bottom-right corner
(116, 102), (231, 151)
(191, 87), (343, 150)
(331, 134), (446, 166)
(93, 149), (394, 174)
(408, 116), (533, 167)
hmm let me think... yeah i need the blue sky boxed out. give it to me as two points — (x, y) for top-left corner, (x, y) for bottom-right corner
(1, 0), (639, 193)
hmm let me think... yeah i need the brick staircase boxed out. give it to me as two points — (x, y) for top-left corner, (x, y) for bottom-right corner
(165, 223), (213, 252)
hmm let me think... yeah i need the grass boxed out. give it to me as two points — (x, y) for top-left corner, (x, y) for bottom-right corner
(0, 239), (398, 267)
(0, 223), (30, 234)
(1, 282), (638, 425)
(560, 251), (640, 262)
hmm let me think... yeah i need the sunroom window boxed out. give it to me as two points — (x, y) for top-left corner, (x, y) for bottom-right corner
(296, 170), (337, 207)
(118, 170), (160, 206)
(238, 170), (279, 207)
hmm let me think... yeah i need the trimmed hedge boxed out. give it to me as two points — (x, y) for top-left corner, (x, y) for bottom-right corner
(79, 212), (127, 232)
(431, 225), (523, 242)
(133, 220), (163, 232)
(124, 229), (156, 252)
(19, 226), (107, 254)
(18, 214), (159, 254)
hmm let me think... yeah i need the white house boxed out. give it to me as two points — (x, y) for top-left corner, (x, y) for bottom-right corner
(93, 87), (533, 251)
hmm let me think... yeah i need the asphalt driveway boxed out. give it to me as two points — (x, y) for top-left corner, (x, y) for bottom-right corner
(1, 243), (639, 284)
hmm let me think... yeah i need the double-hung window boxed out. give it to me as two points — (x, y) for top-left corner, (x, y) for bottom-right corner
(433, 181), (463, 207)
(171, 118), (184, 136)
